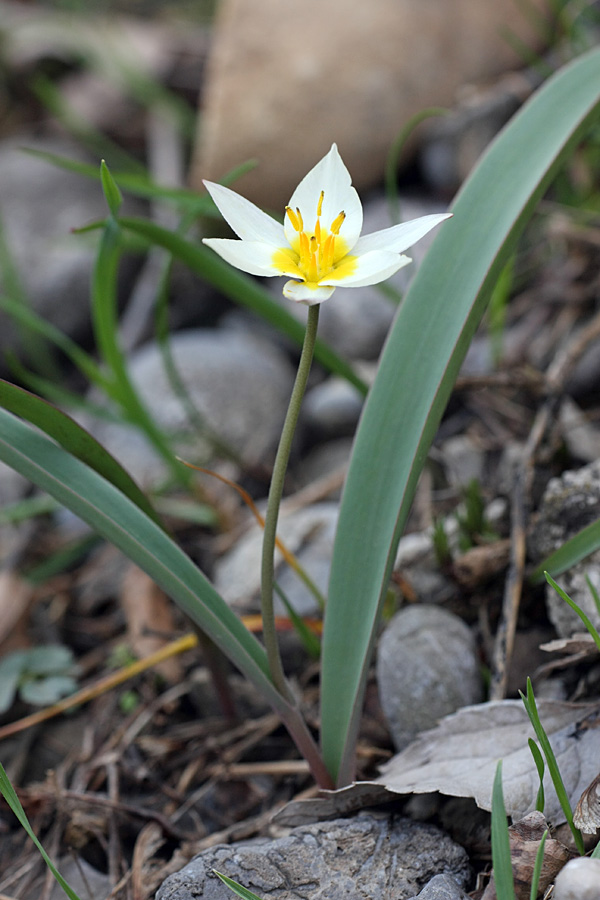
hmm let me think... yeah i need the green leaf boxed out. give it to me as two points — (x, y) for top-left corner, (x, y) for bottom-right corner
(520, 677), (585, 854)
(544, 571), (600, 653)
(529, 829), (548, 900)
(0, 406), (294, 723)
(528, 738), (545, 813)
(0, 763), (83, 900)
(491, 762), (517, 900)
(530, 516), (600, 582)
(118, 216), (368, 396)
(322, 47), (600, 785)
(214, 871), (265, 900)
(20, 675), (78, 706)
(100, 159), (123, 216)
(0, 380), (164, 531)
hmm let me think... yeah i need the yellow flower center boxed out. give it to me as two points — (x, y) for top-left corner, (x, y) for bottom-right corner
(272, 191), (357, 288)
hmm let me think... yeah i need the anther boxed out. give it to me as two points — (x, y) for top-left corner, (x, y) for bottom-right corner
(330, 211), (346, 235)
(285, 206), (301, 232)
(317, 191), (324, 217)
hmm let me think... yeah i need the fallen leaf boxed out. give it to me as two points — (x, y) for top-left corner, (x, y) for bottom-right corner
(573, 773), (600, 834)
(274, 700), (600, 828)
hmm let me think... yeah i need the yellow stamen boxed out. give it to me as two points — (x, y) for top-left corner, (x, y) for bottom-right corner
(330, 210), (346, 235)
(314, 218), (321, 244)
(299, 230), (310, 264)
(317, 190), (324, 217)
(322, 233), (336, 270)
(296, 207), (304, 231)
(285, 206), (301, 232)
(308, 237), (319, 282)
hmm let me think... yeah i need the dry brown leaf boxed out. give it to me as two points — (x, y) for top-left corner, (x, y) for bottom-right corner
(540, 634), (598, 655)
(573, 773), (600, 834)
(131, 822), (165, 900)
(275, 700), (600, 828)
(481, 811), (571, 900)
(121, 564), (183, 683)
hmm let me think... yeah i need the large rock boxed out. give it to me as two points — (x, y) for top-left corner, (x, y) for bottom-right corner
(156, 813), (470, 900)
(192, 0), (550, 210)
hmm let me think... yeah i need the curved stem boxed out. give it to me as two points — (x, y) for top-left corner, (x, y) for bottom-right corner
(261, 304), (320, 699)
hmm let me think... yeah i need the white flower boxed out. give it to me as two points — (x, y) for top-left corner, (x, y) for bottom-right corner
(203, 144), (451, 306)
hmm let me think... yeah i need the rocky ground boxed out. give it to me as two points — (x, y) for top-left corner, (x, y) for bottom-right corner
(0, 2), (599, 899)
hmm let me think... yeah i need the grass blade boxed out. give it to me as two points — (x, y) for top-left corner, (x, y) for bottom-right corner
(322, 46), (600, 785)
(491, 762), (517, 900)
(0, 763), (82, 900)
(214, 871), (265, 900)
(545, 572), (600, 652)
(530, 516), (600, 582)
(529, 829), (548, 900)
(520, 677), (585, 854)
(528, 738), (546, 813)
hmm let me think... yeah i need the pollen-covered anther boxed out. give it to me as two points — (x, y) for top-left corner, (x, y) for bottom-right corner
(330, 210), (346, 235)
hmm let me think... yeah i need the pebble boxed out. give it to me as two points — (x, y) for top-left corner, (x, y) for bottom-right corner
(377, 605), (483, 751)
(406, 873), (472, 900)
(85, 328), (294, 485)
(214, 503), (338, 618)
(156, 813), (470, 900)
(553, 857), (600, 900)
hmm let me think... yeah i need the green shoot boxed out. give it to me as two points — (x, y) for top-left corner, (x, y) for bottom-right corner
(528, 738), (546, 813)
(545, 572), (600, 653)
(529, 829), (549, 900)
(491, 761), (517, 900)
(520, 677), (585, 854)
(0, 763), (82, 900)
(213, 871), (265, 900)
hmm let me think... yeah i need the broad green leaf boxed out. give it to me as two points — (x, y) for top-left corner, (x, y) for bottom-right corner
(0, 380), (164, 530)
(0, 407), (293, 722)
(322, 47), (600, 785)
(529, 515), (600, 582)
(491, 762), (516, 900)
(118, 216), (368, 396)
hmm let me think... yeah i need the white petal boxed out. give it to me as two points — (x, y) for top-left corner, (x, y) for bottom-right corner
(284, 144), (363, 251)
(203, 238), (284, 277)
(321, 251), (412, 288)
(204, 181), (286, 245)
(283, 280), (336, 305)
(354, 212), (451, 255)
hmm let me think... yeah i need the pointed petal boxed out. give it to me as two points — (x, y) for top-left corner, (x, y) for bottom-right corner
(204, 181), (286, 245)
(321, 251), (412, 288)
(283, 280), (336, 305)
(284, 144), (363, 251)
(203, 238), (285, 277)
(354, 212), (451, 255)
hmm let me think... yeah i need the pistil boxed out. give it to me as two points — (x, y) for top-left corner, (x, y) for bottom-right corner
(285, 193), (346, 284)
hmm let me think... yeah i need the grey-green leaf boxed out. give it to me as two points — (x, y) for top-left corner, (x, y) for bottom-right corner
(322, 47), (600, 785)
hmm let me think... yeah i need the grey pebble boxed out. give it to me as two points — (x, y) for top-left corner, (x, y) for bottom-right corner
(156, 813), (470, 900)
(553, 857), (600, 900)
(85, 328), (295, 484)
(377, 605), (483, 751)
(406, 873), (472, 900)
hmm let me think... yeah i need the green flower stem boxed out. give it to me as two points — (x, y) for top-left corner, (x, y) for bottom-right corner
(261, 304), (320, 699)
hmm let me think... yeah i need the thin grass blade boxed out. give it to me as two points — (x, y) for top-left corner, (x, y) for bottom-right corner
(530, 516), (600, 582)
(491, 762), (517, 900)
(0, 762), (82, 900)
(545, 572), (600, 652)
(322, 47), (600, 785)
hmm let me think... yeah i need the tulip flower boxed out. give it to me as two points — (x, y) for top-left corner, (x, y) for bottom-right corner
(203, 143), (451, 305)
